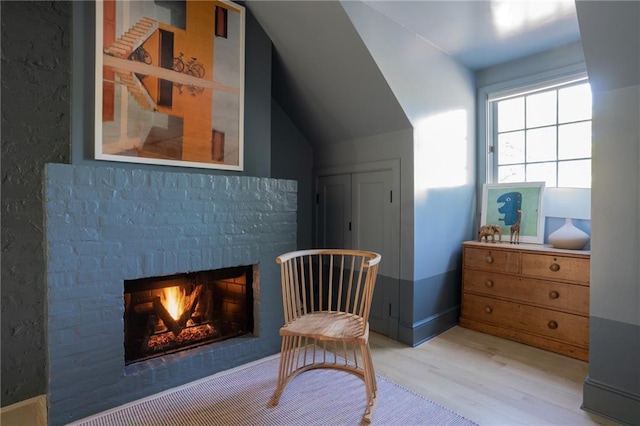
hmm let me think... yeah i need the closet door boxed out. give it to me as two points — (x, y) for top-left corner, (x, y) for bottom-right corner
(317, 169), (400, 338)
(352, 170), (399, 337)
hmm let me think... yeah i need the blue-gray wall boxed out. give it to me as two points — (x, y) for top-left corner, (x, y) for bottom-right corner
(0, 0), (278, 408)
(271, 99), (314, 250)
(1, 0), (72, 406)
(577, 3), (640, 423)
(584, 82), (640, 426)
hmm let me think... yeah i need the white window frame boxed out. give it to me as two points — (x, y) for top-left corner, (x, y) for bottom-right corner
(477, 65), (589, 187)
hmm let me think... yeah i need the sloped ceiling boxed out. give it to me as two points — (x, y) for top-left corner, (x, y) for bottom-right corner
(245, 1), (411, 147)
(363, 0), (580, 70)
(244, 0), (583, 148)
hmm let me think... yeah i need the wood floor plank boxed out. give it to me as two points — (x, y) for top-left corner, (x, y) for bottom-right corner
(369, 326), (620, 425)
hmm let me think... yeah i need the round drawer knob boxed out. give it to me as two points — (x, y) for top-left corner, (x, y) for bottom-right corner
(484, 306), (493, 314)
(549, 290), (559, 299)
(549, 263), (560, 272)
(485, 280), (494, 288)
(486, 256), (494, 264)
(548, 320), (558, 330)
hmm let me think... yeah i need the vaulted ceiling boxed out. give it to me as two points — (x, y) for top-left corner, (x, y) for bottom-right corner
(244, 1), (587, 148)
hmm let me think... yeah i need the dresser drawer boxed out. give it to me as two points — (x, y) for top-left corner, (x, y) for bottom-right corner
(464, 247), (520, 274)
(521, 253), (590, 284)
(463, 270), (589, 315)
(461, 294), (589, 347)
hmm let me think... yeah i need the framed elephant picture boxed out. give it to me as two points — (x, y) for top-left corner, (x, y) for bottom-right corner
(481, 182), (545, 244)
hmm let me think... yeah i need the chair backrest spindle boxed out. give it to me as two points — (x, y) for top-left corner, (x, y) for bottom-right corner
(297, 257), (307, 317)
(336, 255), (345, 311)
(308, 254), (315, 313)
(276, 249), (381, 325)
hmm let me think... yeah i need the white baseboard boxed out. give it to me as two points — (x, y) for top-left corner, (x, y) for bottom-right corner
(1, 395), (47, 426)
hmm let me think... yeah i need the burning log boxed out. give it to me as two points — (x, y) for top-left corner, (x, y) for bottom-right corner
(153, 297), (183, 336)
(133, 297), (154, 315)
(178, 285), (202, 327)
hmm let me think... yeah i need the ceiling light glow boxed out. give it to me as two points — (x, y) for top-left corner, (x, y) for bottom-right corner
(491, 0), (575, 37)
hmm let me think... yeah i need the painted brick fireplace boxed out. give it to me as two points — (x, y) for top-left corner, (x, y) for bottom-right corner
(44, 163), (296, 425)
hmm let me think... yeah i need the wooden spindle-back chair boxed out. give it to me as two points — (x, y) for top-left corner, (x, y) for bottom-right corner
(268, 249), (382, 423)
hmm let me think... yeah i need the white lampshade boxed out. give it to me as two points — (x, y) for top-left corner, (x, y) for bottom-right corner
(544, 188), (591, 250)
(543, 188), (591, 220)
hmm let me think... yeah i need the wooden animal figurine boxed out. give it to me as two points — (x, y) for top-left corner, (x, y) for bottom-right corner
(510, 210), (522, 244)
(478, 224), (502, 243)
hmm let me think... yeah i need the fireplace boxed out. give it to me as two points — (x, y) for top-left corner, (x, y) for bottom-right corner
(45, 164), (297, 426)
(124, 266), (254, 364)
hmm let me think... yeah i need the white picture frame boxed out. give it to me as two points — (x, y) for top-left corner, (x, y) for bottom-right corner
(95, 0), (245, 170)
(481, 182), (545, 244)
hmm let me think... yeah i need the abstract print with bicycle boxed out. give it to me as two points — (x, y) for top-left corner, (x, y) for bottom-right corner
(172, 53), (206, 95)
(97, 0), (245, 170)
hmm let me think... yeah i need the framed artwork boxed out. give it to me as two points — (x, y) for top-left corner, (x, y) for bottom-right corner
(95, 0), (245, 170)
(481, 182), (545, 244)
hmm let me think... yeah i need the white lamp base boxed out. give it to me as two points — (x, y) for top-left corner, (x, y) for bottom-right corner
(548, 218), (590, 250)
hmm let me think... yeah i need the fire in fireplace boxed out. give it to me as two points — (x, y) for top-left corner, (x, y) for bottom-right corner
(124, 265), (254, 364)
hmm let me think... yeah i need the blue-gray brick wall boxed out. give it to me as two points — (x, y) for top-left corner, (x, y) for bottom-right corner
(45, 164), (296, 425)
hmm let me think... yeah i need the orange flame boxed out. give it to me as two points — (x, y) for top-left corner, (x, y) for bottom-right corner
(161, 286), (186, 320)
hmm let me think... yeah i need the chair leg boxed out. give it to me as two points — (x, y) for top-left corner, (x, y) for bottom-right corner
(360, 342), (378, 424)
(270, 336), (378, 423)
(269, 335), (311, 407)
(268, 335), (291, 407)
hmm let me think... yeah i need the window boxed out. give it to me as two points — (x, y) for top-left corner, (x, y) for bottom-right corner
(215, 6), (228, 38)
(489, 79), (592, 188)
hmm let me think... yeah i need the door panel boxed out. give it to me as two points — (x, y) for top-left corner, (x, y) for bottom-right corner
(352, 171), (387, 254)
(317, 174), (351, 249)
(352, 170), (398, 337)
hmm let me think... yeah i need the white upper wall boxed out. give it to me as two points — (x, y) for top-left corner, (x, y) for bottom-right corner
(475, 41), (585, 88)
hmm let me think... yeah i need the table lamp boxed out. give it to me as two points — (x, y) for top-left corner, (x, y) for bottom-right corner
(544, 188), (591, 250)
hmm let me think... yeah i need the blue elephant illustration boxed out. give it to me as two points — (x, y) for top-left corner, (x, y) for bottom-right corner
(496, 191), (522, 226)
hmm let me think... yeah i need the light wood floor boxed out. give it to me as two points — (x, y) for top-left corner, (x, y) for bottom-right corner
(370, 326), (619, 426)
(2, 326), (621, 426)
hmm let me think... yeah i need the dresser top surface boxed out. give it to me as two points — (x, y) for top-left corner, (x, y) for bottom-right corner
(463, 241), (590, 257)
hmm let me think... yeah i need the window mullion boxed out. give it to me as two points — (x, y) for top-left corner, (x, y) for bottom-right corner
(555, 88), (560, 186)
(523, 96), (528, 183)
(490, 102), (499, 182)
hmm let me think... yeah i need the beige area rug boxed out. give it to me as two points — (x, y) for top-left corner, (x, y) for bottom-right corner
(71, 355), (477, 426)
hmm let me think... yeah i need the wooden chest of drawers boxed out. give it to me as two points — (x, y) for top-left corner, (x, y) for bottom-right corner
(459, 241), (590, 361)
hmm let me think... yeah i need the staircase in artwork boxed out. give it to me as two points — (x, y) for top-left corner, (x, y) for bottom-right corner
(103, 17), (158, 112)
(113, 70), (156, 112)
(104, 17), (158, 59)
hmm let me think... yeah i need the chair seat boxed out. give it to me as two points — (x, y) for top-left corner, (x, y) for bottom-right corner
(280, 311), (368, 342)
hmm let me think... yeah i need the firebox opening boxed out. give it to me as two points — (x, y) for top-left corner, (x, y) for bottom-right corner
(124, 265), (254, 365)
